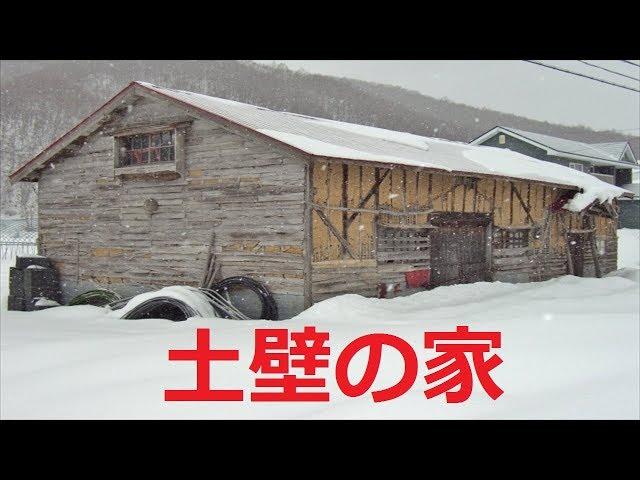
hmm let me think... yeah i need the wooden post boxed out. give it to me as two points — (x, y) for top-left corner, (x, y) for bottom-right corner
(303, 162), (314, 309)
(76, 235), (81, 284)
(587, 216), (602, 278)
(589, 232), (602, 278)
(340, 163), (349, 258)
(565, 232), (574, 276)
(201, 230), (216, 288)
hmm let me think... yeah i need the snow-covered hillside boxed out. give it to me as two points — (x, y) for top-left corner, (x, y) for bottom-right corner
(1, 231), (638, 419)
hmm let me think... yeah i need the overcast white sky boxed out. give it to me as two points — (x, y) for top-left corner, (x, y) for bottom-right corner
(255, 60), (640, 135)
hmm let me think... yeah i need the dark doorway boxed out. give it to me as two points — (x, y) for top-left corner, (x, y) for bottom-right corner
(567, 232), (588, 277)
(429, 213), (491, 287)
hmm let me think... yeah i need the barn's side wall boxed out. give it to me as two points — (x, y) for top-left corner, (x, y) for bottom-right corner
(36, 96), (307, 318)
(310, 160), (618, 302)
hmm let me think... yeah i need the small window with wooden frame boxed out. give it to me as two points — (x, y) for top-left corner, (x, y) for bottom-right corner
(493, 226), (531, 249)
(118, 130), (174, 167)
(376, 223), (432, 265)
(111, 121), (189, 178)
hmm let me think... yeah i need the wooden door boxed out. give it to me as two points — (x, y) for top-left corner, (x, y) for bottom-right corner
(430, 213), (490, 287)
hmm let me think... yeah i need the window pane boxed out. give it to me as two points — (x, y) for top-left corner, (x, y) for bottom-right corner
(151, 133), (162, 147)
(121, 137), (132, 150)
(139, 135), (149, 148)
(161, 131), (173, 146)
(149, 148), (161, 163)
(161, 147), (174, 162)
(131, 150), (148, 164)
(126, 151), (134, 166)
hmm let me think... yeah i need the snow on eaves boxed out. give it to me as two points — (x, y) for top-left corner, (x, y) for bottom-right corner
(137, 82), (630, 212)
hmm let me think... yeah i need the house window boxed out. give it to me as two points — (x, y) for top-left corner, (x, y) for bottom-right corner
(498, 134), (506, 145)
(493, 228), (530, 249)
(118, 130), (174, 167)
(376, 224), (431, 265)
(596, 238), (606, 256)
(568, 162), (585, 172)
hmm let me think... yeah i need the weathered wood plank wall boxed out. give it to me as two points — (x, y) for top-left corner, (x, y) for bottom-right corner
(37, 96), (307, 301)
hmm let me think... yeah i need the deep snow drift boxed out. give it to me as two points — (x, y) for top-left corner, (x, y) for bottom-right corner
(1, 231), (638, 419)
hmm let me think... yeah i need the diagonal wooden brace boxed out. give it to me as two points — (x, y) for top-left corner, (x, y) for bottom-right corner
(313, 207), (357, 259)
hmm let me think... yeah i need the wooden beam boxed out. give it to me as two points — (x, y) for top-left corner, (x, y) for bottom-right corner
(587, 216), (602, 278)
(491, 179), (497, 213)
(472, 179), (478, 213)
(313, 156), (582, 193)
(341, 163), (349, 258)
(565, 233), (574, 275)
(510, 181), (535, 224)
(345, 168), (390, 228)
(589, 232), (602, 278)
(433, 181), (462, 207)
(313, 208), (357, 259)
(310, 202), (434, 217)
(509, 182), (515, 224)
(303, 162), (313, 309)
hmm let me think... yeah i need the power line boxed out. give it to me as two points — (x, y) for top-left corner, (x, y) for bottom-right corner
(621, 60), (640, 67)
(578, 60), (639, 82)
(523, 60), (640, 93)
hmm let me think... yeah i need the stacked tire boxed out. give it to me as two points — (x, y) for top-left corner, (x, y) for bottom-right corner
(8, 256), (61, 311)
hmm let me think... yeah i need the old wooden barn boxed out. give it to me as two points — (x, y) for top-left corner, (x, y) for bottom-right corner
(9, 81), (632, 318)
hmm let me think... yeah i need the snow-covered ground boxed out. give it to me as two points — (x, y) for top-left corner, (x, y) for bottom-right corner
(618, 228), (639, 270)
(1, 231), (638, 419)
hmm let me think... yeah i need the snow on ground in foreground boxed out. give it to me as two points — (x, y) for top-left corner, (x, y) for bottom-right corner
(1, 232), (638, 419)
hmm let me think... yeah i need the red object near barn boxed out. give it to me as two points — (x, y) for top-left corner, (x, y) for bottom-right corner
(405, 269), (431, 288)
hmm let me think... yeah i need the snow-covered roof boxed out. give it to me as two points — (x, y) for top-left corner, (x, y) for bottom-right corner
(620, 183), (639, 199)
(589, 141), (631, 160)
(9, 81), (633, 212)
(138, 83), (630, 211)
(471, 126), (637, 166)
